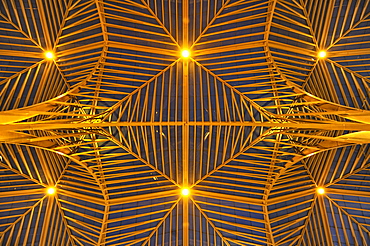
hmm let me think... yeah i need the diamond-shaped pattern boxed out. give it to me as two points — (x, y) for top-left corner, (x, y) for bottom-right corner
(1, 0), (370, 245)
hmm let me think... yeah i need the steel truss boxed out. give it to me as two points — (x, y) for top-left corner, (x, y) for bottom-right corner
(0, 0), (370, 245)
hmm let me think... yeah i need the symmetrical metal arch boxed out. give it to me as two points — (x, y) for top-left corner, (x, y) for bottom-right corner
(0, 0), (370, 245)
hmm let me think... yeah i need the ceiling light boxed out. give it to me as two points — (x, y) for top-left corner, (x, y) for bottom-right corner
(318, 51), (327, 58)
(47, 187), (56, 195)
(182, 188), (190, 196)
(45, 51), (55, 60)
(317, 187), (325, 195)
(182, 50), (190, 58)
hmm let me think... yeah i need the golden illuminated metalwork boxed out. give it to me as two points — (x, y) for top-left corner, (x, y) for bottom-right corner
(0, 0), (370, 245)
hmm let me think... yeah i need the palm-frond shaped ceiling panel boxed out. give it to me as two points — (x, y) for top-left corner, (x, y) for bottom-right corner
(0, 0), (370, 245)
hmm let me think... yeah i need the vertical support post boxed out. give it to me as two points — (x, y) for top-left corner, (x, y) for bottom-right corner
(182, 60), (189, 246)
(182, 0), (189, 245)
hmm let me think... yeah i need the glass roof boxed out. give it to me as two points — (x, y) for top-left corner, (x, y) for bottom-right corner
(0, 0), (370, 245)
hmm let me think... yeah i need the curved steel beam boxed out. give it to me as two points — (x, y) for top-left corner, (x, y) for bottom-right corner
(0, 86), (81, 124)
(288, 81), (370, 124)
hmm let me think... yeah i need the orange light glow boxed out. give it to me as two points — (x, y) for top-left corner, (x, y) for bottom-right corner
(47, 187), (56, 195)
(182, 50), (190, 58)
(317, 187), (325, 195)
(182, 188), (190, 196)
(318, 51), (327, 58)
(45, 51), (55, 60)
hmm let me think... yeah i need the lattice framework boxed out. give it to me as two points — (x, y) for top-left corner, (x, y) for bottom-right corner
(0, 0), (370, 245)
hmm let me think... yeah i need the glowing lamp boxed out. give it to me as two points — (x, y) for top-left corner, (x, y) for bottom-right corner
(318, 51), (327, 58)
(47, 187), (56, 195)
(45, 51), (55, 60)
(182, 50), (190, 58)
(182, 188), (190, 196)
(317, 187), (325, 195)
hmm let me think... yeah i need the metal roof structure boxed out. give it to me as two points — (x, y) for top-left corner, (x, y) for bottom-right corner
(0, 0), (370, 245)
